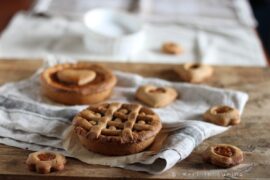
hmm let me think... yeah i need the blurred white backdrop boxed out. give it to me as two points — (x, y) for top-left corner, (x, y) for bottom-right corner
(0, 0), (266, 66)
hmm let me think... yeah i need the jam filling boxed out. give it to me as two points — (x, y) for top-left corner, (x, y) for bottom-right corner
(37, 153), (56, 161)
(190, 64), (200, 69)
(149, 88), (166, 93)
(214, 146), (234, 157)
(215, 106), (233, 114)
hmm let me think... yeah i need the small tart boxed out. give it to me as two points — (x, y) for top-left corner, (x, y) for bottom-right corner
(135, 85), (178, 108)
(203, 144), (244, 168)
(72, 102), (162, 156)
(203, 105), (241, 126)
(175, 63), (213, 83)
(41, 63), (117, 105)
(26, 151), (66, 174)
(161, 42), (182, 55)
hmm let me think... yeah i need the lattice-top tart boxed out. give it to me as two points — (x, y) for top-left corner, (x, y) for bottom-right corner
(41, 63), (117, 105)
(73, 102), (162, 155)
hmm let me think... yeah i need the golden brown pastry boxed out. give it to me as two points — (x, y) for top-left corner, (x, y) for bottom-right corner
(203, 105), (240, 126)
(203, 144), (244, 168)
(135, 85), (178, 108)
(56, 69), (96, 86)
(40, 63), (117, 105)
(26, 151), (66, 174)
(161, 42), (182, 55)
(73, 102), (162, 156)
(175, 63), (213, 83)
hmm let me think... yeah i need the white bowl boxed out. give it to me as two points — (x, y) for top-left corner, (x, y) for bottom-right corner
(83, 9), (144, 56)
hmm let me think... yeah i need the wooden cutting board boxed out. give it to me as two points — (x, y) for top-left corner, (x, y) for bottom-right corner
(0, 59), (270, 179)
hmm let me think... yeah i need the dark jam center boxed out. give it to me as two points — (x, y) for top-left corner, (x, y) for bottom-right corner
(168, 43), (176, 47)
(215, 106), (233, 114)
(214, 146), (234, 157)
(38, 153), (56, 161)
(149, 88), (166, 93)
(190, 64), (200, 69)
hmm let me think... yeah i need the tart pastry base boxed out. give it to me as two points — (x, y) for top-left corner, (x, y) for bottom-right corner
(42, 85), (113, 105)
(78, 135), (156, 156)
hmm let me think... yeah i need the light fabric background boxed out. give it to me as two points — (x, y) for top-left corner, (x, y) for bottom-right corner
(0, 0), (266, 66)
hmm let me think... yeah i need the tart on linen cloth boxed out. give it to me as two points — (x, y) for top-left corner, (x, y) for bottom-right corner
(175, 63), (213, 83)
(26, 151), (66, 174)
(40, 62), (117, 105)
(72, 102), (162, 156)
(161, 42), (183, 55)
(203, 105), (241, 126)
(203, 144), (244, 168)
(135, 85), (178, 108)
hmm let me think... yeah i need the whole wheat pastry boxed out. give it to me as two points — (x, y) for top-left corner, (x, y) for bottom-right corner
(41, 63), (117, 105)
(203, 144), (244, 168)
(161, 42), (182, 55)
(73, 102), (162, 156)
(203, 105), (240, 126)
(175, 63), (213, 83)
(135, 85), (178, 108)
(26, 151), (66, 174)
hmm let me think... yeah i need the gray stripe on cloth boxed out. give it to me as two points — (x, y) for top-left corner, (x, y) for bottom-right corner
(170, 126), (204, 146)
(0, 95), (78, 122)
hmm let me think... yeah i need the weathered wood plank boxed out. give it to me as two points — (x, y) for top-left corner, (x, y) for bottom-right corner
(0, 59), (269, 179)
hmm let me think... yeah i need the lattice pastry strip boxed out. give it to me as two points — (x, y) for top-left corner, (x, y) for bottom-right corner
(87, 103), (122, 139)
(121, 104), (141, 143)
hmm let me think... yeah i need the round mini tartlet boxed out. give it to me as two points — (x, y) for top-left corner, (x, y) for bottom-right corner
(203, 105), (240, 126)
(72, 102), (162, 156)
(26, 151), (66, 174)
(203, 144), (244, 168)
(175, 63), (213, 83)
(161, 42), (183, 55)
(41, 63), (117, 105)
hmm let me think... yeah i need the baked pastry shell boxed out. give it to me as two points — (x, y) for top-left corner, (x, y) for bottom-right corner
(73, 103), (162, 156)
(26, 151), (66, 174)
(77, 134), (156, 156)
(175, 63), (213, 83)
(203, 105), (240, 126)
(41, 63), (117, 105)
(203, 144), (244, 168)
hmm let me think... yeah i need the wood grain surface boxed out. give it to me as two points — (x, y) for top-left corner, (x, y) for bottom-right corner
(0, 59), (269, 179)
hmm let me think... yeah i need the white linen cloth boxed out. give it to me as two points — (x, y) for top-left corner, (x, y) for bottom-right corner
(0, 13), (266, 66)
(34, 0), (256, 27)
(139, 0), (256, 27)
(0, 57), (248, 174)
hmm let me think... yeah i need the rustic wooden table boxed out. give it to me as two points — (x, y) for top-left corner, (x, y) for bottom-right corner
(0, 59), (269, 179)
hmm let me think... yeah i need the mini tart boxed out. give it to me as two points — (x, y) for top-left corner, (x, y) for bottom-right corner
(203, 105), (241, 126)
(135, 85), (178, 108)
(203, 144), (244, 168)
(72, 102), (162, 156)
(161, 42), (182, 55)
(175, 63), (213, 83)
(41, 63), (117, 105)
(26, 151), (66, 174)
